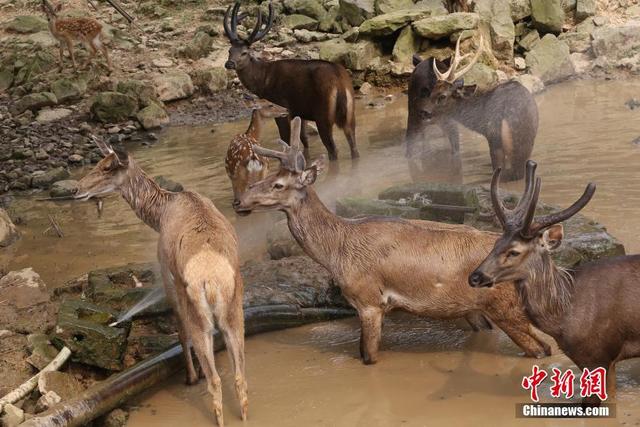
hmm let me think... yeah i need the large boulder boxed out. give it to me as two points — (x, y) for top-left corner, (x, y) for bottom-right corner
(51, 78), (86, 103)
(90, 92), (139, 123)
(413, 12), (480, 39)
(319, 39), (381, 71)
(153, 71), (194, 102)
(136, 102), (170, 130)
(375, 0), (414, 14)
(558, 31), (592, 53)
(359, 9), (437, 37)
(462, 63), (498, 90)
(36, 108), (73, 123)
(191, 67), (228, 94)
(509, 0), (532, 21)
(5, 15), (48, 34)
(116, 79), (158, 108)
(531, 0), (564, 34)
(32, 167), (70, 189)
(525, 34), (574, 83)
(281, 14), (319, 30)
(576, 0), (596, 21)
(339, 0), (375, 26)
(0, 268), (54, 333)
(392, 25), (421, 64)
(592, 24), (640, 62)
(10, 92), (57, 115)
(0, 208), (19, 247)
(284, 0), (328, 20)
(176, 31), (214, 60)
(475, 0), (515, 60)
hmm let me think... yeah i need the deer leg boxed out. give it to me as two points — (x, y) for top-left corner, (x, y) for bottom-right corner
(316, 119), (338, 161)
(185, 285), (224, 426)
(217, 288), (248, 421)
(465, 312), (492, 331)
(58, 43), (65, 70)
(488, 137), (506, 175)
(65, 38), (77, 71)
(357, 306), (383, 365)
(83, 40), (98, 70)
(486, 311), (550, 358)
(607, 362), (616, 400)
(93, 35), (112, 71)
(343, 119), (359, 159)
(441, 119), (460, 154)
(299, 120), (310, 154)
(275, 116), (291, 145)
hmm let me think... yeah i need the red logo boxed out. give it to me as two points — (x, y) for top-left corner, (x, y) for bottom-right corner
(521, 366), (607, 402)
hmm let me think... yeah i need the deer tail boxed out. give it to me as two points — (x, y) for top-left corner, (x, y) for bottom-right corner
(334, 83), (354, 130)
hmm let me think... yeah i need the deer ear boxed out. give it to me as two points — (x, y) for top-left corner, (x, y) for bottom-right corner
(542, 224), (564, 250)
(413, 54), (423, 66)
(55, 3), (62, 11)
(298, 156), (326, 186)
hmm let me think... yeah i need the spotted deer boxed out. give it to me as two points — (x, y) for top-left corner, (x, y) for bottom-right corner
(408, 35), (538, 181)
(223, 1), (358, 160)
(225, 102), (288, 202)
(41, 0), (112, 71)
(74, 138), (247, 426)
(469, 161), (640, 406)
(233, 117), (551, 365)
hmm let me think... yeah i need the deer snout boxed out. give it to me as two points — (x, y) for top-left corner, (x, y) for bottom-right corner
(232, 199), (241, 209)
(419, 110), (433, 121)
(468, 270), (492, 288)
(225, 60), (236, 70)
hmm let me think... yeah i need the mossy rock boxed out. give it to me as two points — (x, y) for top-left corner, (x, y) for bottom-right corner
(90, 92), (139, 123)
(116, 79), (158, 108)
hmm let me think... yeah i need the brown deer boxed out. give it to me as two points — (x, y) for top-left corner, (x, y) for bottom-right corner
(233, 117), (551, 365)
(74, 138), (247, 426)
(223, 1), (358, 161)
(225, 102), (288, 201)
(41, 0), (112, 71)
(469, 161), (640, 406)
(408, 36), (537, 181)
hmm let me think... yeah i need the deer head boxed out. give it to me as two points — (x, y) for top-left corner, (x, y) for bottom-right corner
(74, 137), (130, 200)
(468, 161), (596, 288)
(41, 0), (61, 21)
(251, 99), (289, 119)
(233, 117), (326, 216)
(417, 35), (483, 122)
(223, 1), (275, 71)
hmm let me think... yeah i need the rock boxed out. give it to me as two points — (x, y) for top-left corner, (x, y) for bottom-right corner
(375, 0), (414, 14)
(0, 268), (49, 309)
(90, 92), (139, 123)
(319, 39), (381, 71)
(336, 197), (422, 219)
(359, 9), (438, 37)
(152, 58), (174, 68)
(154, 175), (183, 192)
(53, 299), (130, 371)
(561, 0), (577, 12)
(359, 81), (373, 95)
(36, 108), (73, 123)
(339, 0), (375, 26)
(116, 80), (158, 108)
(136, 103), (169, 130)
(36, 390), (62, 413)
(10, 92), (57, 115)
(38, 371), (83, 402)
(153, 71), (194, 102)
(475, 0), (515, 60)
(51, 78), (86, 103)
(392, 26), (420, 64)
(0, 65), (14, 93)
(525, 34), (574, 83)
(461, 63), (498, 90)
(531, 0), (564, 34)
(576, 0), (596, 21)
(292, 29), (333, 42)
(0, 208), (19, 247)
(281, 14), (319, 30)
(413, 12), (480, 40)
(32, 167), (70, 189)
(102, 409), (129, 427)
(558, 31), (591, 53)
(5, 15), (48, 34)
(570, 52), (592, 74)
(1, 404), (24, 427)
(519, 29), (540, 51)
(266, 220), (305, 259)
(12, 51), (56, 87)
(509, 0), (532, 21)
(514, 56), (526, 69)
(592, 24), (640, 62)
(26, 333), (59, 370)
(177, 31), (214, 60)
(68, 154), (84, 163)
(192, 68), (228, 94)
(284, 0), (328, 20)
(512, 74), (545, 94)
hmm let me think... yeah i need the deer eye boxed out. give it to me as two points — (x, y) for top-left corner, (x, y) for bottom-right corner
(273, 183), (284, 190)
(436, 94), (447, 103)
(507, 250), (521, 258)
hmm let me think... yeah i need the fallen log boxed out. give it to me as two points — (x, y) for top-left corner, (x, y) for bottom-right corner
(20, 305), (354, 427)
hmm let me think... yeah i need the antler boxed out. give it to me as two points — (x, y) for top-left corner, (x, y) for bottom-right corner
(490, 161), (596, 238)
(41, 0), (55, 14)
(224, 1), (274, 45)
(433, 34), (483, 83)
(253, 117), (306, 172)
(90, 135), (114, 157)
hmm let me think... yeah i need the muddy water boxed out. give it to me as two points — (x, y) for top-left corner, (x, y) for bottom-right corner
(4, 79), (640, 425)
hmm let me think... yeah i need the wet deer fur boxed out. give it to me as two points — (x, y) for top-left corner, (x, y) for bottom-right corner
(223, 1), (358, 161)
(469, 161), (640, 406)
(41, 0), (111, 71)
(74, 139), (247, 426)
(408, 36), (537, 181)
(234, 117), (551, 365)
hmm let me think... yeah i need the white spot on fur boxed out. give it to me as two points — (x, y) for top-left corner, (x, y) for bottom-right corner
(247, 159), (263, 173)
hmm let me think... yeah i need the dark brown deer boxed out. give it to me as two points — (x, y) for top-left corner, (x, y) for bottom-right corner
(223, 1), (358, 161)
(408, 36), (538, 181)
(74, 138), (247, 426)
(469, 161), (640, 406)
(233, 117), (552, 365)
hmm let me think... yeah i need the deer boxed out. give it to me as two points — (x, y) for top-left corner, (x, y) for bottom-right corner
(469, 161), (640, 406)
(223, 1), (358, 161)
(446, 0), (473, 12)
(225, 101), (288, 201)
(408, 35), (538, 181)
(41, 0), (112, 71)
(233, 116), (552, 365)
(73, 138), (247, 426)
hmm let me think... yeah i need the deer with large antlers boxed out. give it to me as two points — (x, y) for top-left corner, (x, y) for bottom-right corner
(74, 138), (247, 426)
(408, 36), (537, 181)
(223, 1), (358, 161)
(225, 101), (288, 201)
(469, 161), (640, 406)
(234, 116), (552, 364)
(41, 0), (112, 71)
